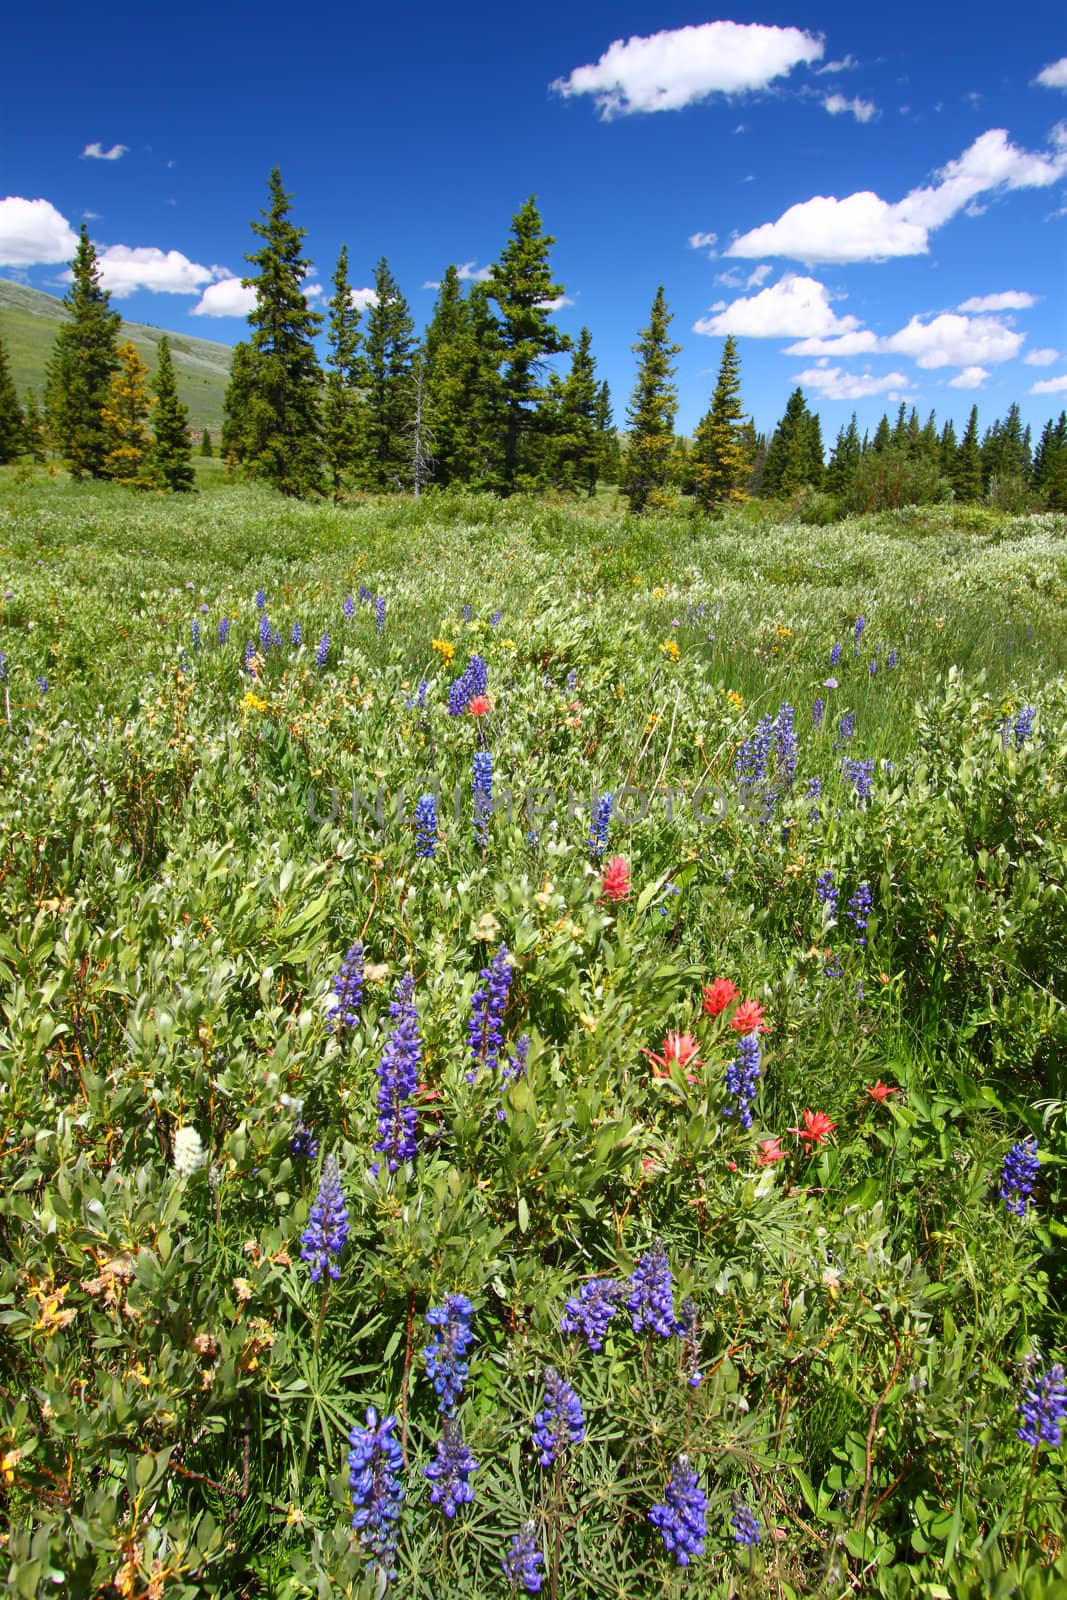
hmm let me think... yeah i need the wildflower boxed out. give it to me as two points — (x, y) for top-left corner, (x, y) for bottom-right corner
(328, 941), (364, 1030)
(848, 881), (872, 946)
(789, 1109), (837, 1147)
(628, 1243), (675, 1337)
(724, 1032), (761, 1129)
(0, 653), (7, 681)
(702, 977), (739, 1017)
(649, 1456), (707, 1567)
(866, 1082), (898, 1102)
(424, 1293), (475, 1415)
(1017, 1362), (1067, 1448)
(599, 855), (631, 903)
(730, 998), (767, 1035)
(588, 792), (612, 859)
(500, 1034), (530, 1088)
(823, 676), (839, 689)
(757, 1137), (788, 1166)
(424, 1419), (478, 1518)
(532, 1368), (585, 1466)
(373, 973), (421, 1173)
(887, 650), (898, 668)
(348, 1407), (404, 1578)
(414, 793), (438, 858)
(359, 585), (372, 604)
(502, 1523), (544, 1593)
(1014, 706), (1035, 748)
(868, 659), (877, 676)
(343, 595), (355, 619)
(36, 675), (48, 694)
(259, 613), (272, 653)
(467, 945), (511, 1080)
(315, 632), (329, 669)
(830, 643), (841, 666)
(472, 750), (493, 846)
(375, 595), (385, 633)
(812, 696), (825, 730)
(816, 870), (838, 915)
(731, 1494), (761, 1547)
(290, 1123), (318, 1160)
(560, 1278), (625, 1351)
(255, 589), (266, 611)
(300, 1154), (349, 1282)
(775, 702), (797, 786)
(490, 609), (502, 627)
(1000, 1137), (1040, 1216)
(837, 710), (855, 744)
(645, 1030), (703, 1082)
(468, 693), (491, 716)
(291, 620), (302, 647)
(676, 1297), (703, 1386)
(660, 639), (680, 661)
(191, 618), (201, 650)
(173, 1126), (206, 1177)
(854, 615), (865, 642)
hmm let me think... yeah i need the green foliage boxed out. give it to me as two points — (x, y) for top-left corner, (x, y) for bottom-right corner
(0, 328), (23, 463)
(150, 335), (195, 493)
(622, 287), (680, 514)
(44, 224), (121, 479)
(100, 339), (155, 487)
(691, 336), (749, 511)
(360, 258), (415, 492)
(845, 447), (951, 514)
(762, 386), (825, 498)
(322, 245), (365, 499)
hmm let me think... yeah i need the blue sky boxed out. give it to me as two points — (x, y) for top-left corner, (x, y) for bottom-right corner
(2, 1), (1066, 443)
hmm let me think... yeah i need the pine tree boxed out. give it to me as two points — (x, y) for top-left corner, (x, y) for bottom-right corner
(871, 414), (892, 454)
(322, 244), (364, 498)
(221, 342), (257, 467)
(21, 389), (46, 464)
(44, 224), (120, 479)
(0, 329), (23, 463)
(227, 168), (323, 497)
(594, 380), (619, 486)
(622, 287), (680, 514)
(826, 414), (862, 498)
(545, 327), (601, 495)
(100, 340), (154, 485)
(423, 279), (502, 490)
(200, 428), (212, 457)
(939, 418), (957, 476)
(488, 197), (570, 494)
(149, 335), (194, 491)
(762, 388), (823, 497)
(1031, 412), (1067, 510)
(982, 402), (1030, 490)
(953, 406), (983, 501)
(691, 336), (749, 511)
(361, 257), (415, 491)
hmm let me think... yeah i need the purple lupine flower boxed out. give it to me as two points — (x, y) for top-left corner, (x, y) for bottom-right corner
(36, 675), (49, 694)
(724, 1032), (761, 1129)
(300, 1153), (349, 1282)
(271, 628), (282, 649)
(501, 1033), (530, 1084)
(0, 652), (6, 681)
(291, 620), (302, 647)
(472, 749), (493, 846)
(259, 612), (272, 652)
(502, 1523), (544, 1593)
(424, 1293), (475, 1415)
(348, 1407), (405, 1579)
(836, 711), (855, 744)
(191, 618), (200, 650)
(1000, 1137), (1040, 1216)
(886, 650), (898, 668)
(467, 653), (488, 696)
(812, 697), (825, 730)
(848, 882), (872, 946)
(375, 595), (386, 634)
(816, 869), (838, 916)
(532, 1368), (585, 1466)
(218, 617), (230, 645)
(1017, 1362), (1067, 1448)
(315, 632), (329, 669)
(328, 941), (364, 1030)
(735, 714), (776, 791)
(1015, 707), (1035, 748)
(560, 1278), (625, 1351)
(868, 659), (877, 676)
(589, 792), (613, 859)
(290, 1123), (318, 1161)
(358, 585), (373, 604)
(424, 1419), (478, 1517)
(628, 1243), (675, 1338)
(676, 1297), (703, 1387)
(462, 604), (473, 622)
(414, 793), (437, 859)
(775, 703), (797, 787)
(255, 589), (266, 611)
(830, 643), (841, 666)
(343, 595), (355, 620)
(842, 758), (875, 803)
(731, 1494), (761, 1547)
(244, 639), (255, 674)
(373, 973), (421, 1173)
(854, 615), (865, 648)
(649, 1456), (707, 1567)
(467, 945), (512, 1082)
(490, 610), (503, 628)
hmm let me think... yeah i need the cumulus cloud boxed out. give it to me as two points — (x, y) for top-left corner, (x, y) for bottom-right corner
(693, 273), (860, 339)
(727, 126), (1067, 263)
(816, 54), (858, 75)
(1024, 347), (1059, 365)
(61, 244), (215, 299)
(190, 277), (256, 318)
(1034, 57), (1067, 90)
(551, 21), (823, 117)
(457, 260), (492, 281)
(883, 312), (1023, 368)
(0, 196), (79, 265)
(1029, 373), (1067, 394)
(957, 290), (1036, 311)
(688, 230), (718, 251)
(823, 94), (877, 123)
(947, 367), (991, 388)
(785, 329), (880, 356)
(351, 287), (378, 311)
(794, 365), (914, 400)
(537, 295), (574, 311)
(82, 141), (128, 161)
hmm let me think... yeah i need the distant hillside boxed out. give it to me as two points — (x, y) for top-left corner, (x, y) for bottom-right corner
(0, 278), (234, 436)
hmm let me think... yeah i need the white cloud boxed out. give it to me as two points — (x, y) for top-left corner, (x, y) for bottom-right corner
(537, 295), (574, 311)
(947, 366), (991, 388)
(823, 93), (877, 123)
(746, 264), (773, 288)
(82, 142), (128, 161)
(457, 260), (492, 281)
(785, 329), (881, 356)
(1035, 57), (1067, 90)
(728, 126), (1067, 263)
(795, 365), (913, 400)
(1030, 374), (1067, 394)
(63, 244), (215, 299)
(0, 197), (79, 265)
(957, 290), (1036, 311)
(351, 287), (378, 311)
(1024, 347), (1060, 365)
(884, 312), (1023, 369)
(551, 21), (823, 117)
(816, 54), (858, 75)
(190, 277), (256, 318)
(693, 273), (860, 339)
(688, 230), (718, 251)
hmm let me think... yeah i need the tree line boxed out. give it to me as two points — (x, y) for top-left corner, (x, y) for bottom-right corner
(2, 168), (1065, 513)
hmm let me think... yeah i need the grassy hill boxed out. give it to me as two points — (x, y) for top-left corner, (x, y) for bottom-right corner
(0, 277), (233, 436)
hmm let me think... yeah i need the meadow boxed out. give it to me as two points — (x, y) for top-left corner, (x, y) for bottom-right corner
(0, 471), (1065, 1599)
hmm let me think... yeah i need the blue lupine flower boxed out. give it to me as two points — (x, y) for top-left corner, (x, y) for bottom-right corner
(468, 653), (488, 696)
(447, 653), (489, 715)
(467, 945), (512, 1081)
(348, 1407), (405, 1579)
(565, 669), (578, 689)
(255, 589), (266, 611)
(842, 758), (875, 802)
(424, 1419), (478, 1518)
(812, 697), (825, 730)
(490, 610), (503, 627)
(532, 1368), (585, 1466)
(724, 1032), (761, 1129)
(472, 749), (493, 846)
(676, 1297), (703, 1387)
(501, 1033), (530, 1084)
(628, 1244), (675, 1338)
(649, 1456), (707, 1567)
(259, 613), (272, 652)
(373, 972), (421, 1173)
(218, 617), (230, 645)
(462, 604), (473, 622)
(315, 632), (329, 669)
(244, 639), (255, 673)
(1017, 1362), (1067, 1448)
(502, 1523), (544, 1593)
(735, 714), (775, 791)
(837, 711), (855, 744)
(375, 595), (386, 634)
(290, 1123), (318, 1160)
(359, 585), (372, 604)
(1015, 706), (1035, 748)
(589, 791), (613, 859)
(868, 659), (877, 676)
(36, 675), (48, 694)
(424, 1294), (475, 1416)
(560, 1278), (625, 1351)
(731, 1494), (761, 1547)
(291, 620), (302, 647)
(300, 1153), (349, 1282)
(775, 702), (797, 786)
(887, 650), (898, 668)
(271, 628), (282, 649)
(328, 941), (364, 1029)
(848, 881), (872, 946)
(830, 643), (841, 666)
(1000, 1137), (1039, 1216)
(415, 793), (438, 858)
(854, 615), (865, 643)
(816, 869), (838, 915)
(191, 619), (200, 650)
(343, 595), (355, 619)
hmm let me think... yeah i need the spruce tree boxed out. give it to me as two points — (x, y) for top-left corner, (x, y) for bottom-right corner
(871, 414), (892, 454)
(221, 343), (256, 467)
(200, 429), (212, 457)
(100, 340), (154, 485)
(322, 244), (365, 498)
(0, 330), (23, 464)
(361, 257), (415, 491)
(44, 224), (120, 479)
(622, 287), (680, 514)
(546, 327), (601, 495)
(691, 336), (749, 511)
(762, 388), (823, 497)
(488, 197), (570, 494)
(826, 414), (862, 498)
(1031, 412), (1067, 510)
(150, 335), (194, 491)
(953, 406), (983, 501)
(422, 278), (502, 490)
(939, 418), (957, 476)
(594, 380), (619, 486)
(229, 168), (323, 497)
(22, 389), (46, 464)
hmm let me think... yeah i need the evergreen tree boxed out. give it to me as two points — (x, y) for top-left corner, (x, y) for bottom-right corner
(227, 168), (323, 497)
(691, 336), (749, 511)
(44, 224), (120, 479)
(422, 268), (500, 489)
(322, 244), (364, 498)
(918, 409), (941, 467)
(221, 342), (257, 467)
(149, 335), (194, 491)
(762, 388), (823, 496)
(0, 329), (23, 463)
(982, 402), (1030, 490)
(488, 197), (570, 494)
(1031, 412), (1067, 510)
(21, 389), (46, 464)
(361, 257), (415, 491)
(871, 413), (892, 454)
(594, 380), (619, 486)
(953, 406), (983, 501)
(545, 327), (601, 495)
(826, 414), (862, 498)
(100, 340), (154, 485)
(939, 418), (957, 476)
(200, 428), (212, 457)
(890, 402), (909, 450)
(621, 286), (680, 514)
(742, 424), (768, 496)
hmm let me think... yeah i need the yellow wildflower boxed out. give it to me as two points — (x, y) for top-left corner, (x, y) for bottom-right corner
(646, 713), (660, 733)
(659, 640), (680, 662)
(726, 690), (745, 712)
(1, 1449), (23, 1484)
(240, 691), (268, 715)
(775, 623), (794, 639)
(652, 586), (666, 599)
(431, 638), (455, 663)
